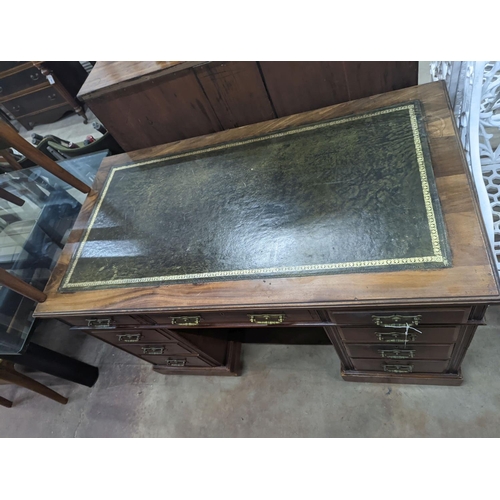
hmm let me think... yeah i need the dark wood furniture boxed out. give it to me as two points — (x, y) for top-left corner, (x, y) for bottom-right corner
(34, 82), (500, 386)
(0, 62), (88, 131)
(78, 61), (418, 151)
(0, 359), (67, 407)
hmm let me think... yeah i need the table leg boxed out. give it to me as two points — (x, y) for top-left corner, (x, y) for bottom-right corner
(0, 361), (67, 404)
(0, 395), (13, 408)
(1, 342), (99, 388)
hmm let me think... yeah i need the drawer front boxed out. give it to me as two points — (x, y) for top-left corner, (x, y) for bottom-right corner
(147, 309), (319, 327)
(346, 343), (454, 360)
(3, 87), (65, 117)
(351, 359), (449, 373)
(142, 355), (212, 367)
(0, 67), (44, 98)
(119, 343), (194, 357)
(65, 315), (146, 328)
(88, 328), (172, 345)
(340, 326), (460, 344)
(329, 308), (471, 326)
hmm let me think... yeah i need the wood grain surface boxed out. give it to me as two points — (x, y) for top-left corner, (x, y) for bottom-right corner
(34, 82), (500, 318)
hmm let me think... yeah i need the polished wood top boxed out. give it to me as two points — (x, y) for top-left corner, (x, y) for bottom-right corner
(78, 61), (205, 100)
(34, 82), (500, 318)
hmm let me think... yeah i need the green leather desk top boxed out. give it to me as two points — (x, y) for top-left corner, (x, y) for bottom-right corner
(60, 101), (451, 292)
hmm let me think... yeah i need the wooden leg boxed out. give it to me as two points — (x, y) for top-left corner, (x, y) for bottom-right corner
(0, 361), (67, 405)
(0, 395), (13, 408)
(0, 149), (22, 170)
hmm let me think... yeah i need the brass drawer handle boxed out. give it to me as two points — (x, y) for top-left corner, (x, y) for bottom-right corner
(372, 314), (422, 327)
(165, 359), (186, 367)
(170, 316), (201, 326)
(86, 318), (114, 329)
(117, 333), (142, 343)
(375, 332), (417, 343)
(142, 346), (164, 355)
(248, 314), (285, 325)
(384, 364), (413, 374)
(378, 349), (415, 359)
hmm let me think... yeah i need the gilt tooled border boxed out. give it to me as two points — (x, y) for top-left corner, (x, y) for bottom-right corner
(61, 103), (447, 289)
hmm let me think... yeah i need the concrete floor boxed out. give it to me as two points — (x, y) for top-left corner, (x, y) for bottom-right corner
(1, 306), (500, 437)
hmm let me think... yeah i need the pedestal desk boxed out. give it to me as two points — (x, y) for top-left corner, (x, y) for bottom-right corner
(33, 82), (500, 386)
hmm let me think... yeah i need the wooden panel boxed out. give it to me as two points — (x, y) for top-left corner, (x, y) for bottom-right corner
(0, 66), (44, 101)
(118, 343), (195, 357)
(343, 61), (418, 100)
(147, 309), (319, 327)
(351, 359), (449, 373)
(341, 367), (463, 386)
(142, 354), (212, 367)
(3, 87), (65, 117)
(329, 307), (471, 326)
(340, 326), (460, 344)
(259, 61), (418, 117)
(78, 61), (204, 99)
(345, 343), (454, 360)
(87, 70), (222, 151)
(259, 61), (349, 117)
(88, 328), (172, 344)
(194, 61), (276, 128)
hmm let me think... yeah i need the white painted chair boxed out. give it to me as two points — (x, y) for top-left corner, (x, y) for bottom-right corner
(431, 61), (500, 271)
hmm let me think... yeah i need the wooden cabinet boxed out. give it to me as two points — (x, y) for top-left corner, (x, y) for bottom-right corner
(34, 82), (500, 386)
(0, 62), (89, 130)
(78, 61), (418, 151)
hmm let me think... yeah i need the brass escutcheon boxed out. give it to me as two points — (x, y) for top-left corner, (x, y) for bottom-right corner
(375, 332), (417, 343)
(117, 333), (142, 343)
(378, 349), (416, 359)
(142, 346), (164, 355)
(170, 316), (201, 326)
(372, 314), (422, 327)
(86, 318), (113, 329)
(383, 364), (413, 374)
(248, 314), (286, 325)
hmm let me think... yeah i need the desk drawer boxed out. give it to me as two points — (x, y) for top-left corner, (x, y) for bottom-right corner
(147, 309), (319, 327)
(346, 344), (454, 360)
(340, 326), (460, 344)
(143, 355), (212, 368)
(329, 308), (470, 326)
(119, 343), (194, 357)
(88, 329), (172, 345)
(65, 315), (146, 328)
(3, 87), (65, 117)
(351, 359), (449, 373)
(0, 67), (44, 99)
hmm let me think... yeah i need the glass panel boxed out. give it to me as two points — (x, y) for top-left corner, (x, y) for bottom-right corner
(0, 150), (108, 354)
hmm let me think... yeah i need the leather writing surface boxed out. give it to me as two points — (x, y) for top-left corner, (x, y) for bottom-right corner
(60, 101), (451, 291)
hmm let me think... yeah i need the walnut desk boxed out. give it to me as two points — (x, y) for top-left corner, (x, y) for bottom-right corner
(33, 82), (500, 386)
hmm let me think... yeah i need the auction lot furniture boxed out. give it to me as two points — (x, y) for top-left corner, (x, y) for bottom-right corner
(0, 62), (88, 130)
(34, 82), (500, 386)
(78, 61), (418, 151)
(0, 152), (107, 400)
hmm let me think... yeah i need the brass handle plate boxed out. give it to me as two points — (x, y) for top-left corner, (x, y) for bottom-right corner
(378, 349), (416, 359)
(248, 314), (286, 325)
(86, 318), (113, 329)
(165, 359), (186, 367)
(375, 332), (417, 343)
(117, 333), (142, 343)
(384, 364), (413, 374)
(372, 314), (422, 327)
(170, 316), (201, 326)
(142, 346), (164, 355)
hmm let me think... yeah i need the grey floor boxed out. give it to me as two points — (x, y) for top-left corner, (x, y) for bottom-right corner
(1, 306), (499, 438)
